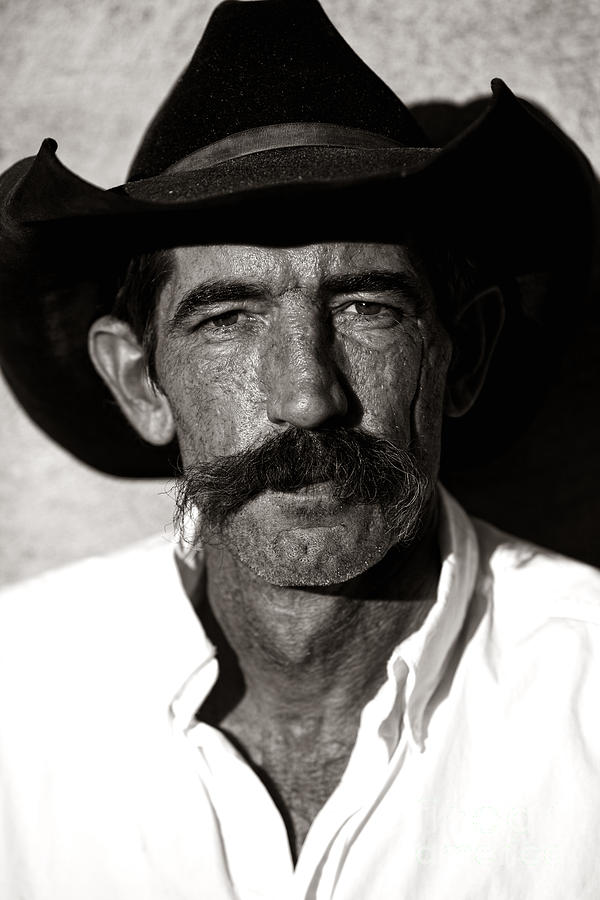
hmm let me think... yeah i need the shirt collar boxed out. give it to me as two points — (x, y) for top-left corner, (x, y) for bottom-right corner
(399, 485), (479, 748)
(167, 542), (218, 731)
(167, 485), (479, 749)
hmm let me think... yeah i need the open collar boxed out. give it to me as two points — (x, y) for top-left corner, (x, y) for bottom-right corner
(167, 486), (479, 749)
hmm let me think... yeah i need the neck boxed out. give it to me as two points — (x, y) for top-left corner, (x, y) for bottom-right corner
(195, 499), (441, 859)
(198, 500), (440, 729)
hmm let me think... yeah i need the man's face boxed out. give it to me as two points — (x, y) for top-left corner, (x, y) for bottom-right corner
(154, 242), (453, 585)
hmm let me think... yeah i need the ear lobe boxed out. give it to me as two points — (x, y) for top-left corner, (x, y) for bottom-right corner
(444, 286), (505, 418)
(88, 315), (176, 445)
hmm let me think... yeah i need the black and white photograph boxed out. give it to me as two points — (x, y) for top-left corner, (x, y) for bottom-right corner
(1, 0), (599, 897)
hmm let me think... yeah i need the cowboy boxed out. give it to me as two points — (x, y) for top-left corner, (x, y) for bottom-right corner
(0, 0), (599, 898)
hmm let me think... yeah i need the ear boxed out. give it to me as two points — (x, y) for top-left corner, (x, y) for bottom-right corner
(444, 286), (505, 418)
(88, 316), (176, 445)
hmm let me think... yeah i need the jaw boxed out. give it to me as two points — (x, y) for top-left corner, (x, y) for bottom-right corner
(205, 490), (424, 588)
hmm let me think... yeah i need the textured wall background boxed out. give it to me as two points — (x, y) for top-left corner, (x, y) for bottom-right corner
(1, 0), (599, 586)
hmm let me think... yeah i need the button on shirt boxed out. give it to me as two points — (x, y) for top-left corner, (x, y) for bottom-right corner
(0, 488), (599, 899)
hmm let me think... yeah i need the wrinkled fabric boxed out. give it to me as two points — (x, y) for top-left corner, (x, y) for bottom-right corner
(0, 487), (599, 900)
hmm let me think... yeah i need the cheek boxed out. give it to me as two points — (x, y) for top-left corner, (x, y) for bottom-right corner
(411, 319), (453, 464)
(157, 339), (264, 461)
(339, 330), (424, 442)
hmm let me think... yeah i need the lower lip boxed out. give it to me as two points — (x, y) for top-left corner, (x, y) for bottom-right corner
(271, 482), (332, 496)
(265, 483), (342, 511)
(289, 482), (331, 495)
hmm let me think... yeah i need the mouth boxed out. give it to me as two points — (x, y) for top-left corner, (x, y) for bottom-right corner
(284, 480), (331, 496)
(262, 481), (345, 519)
(267, 473), (330, 494)
(266, 478), (340, 501)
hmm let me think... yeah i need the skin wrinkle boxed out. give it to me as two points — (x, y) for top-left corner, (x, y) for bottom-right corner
(267, 295), (332, 425)
(151, 242), (449, 855)
(151, 237), (448, 593)
(408, 324), (428, 465)
(92, 239), (497, 859)
(407, 249), (454, 468)
(198, 522), (440, 857)
(176, 428), (431, 560)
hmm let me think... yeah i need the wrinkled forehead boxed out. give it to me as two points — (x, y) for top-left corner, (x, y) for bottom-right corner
(167, 241), (426, 295)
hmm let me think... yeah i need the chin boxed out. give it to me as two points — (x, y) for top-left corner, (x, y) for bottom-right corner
(220, 494), (396, 587)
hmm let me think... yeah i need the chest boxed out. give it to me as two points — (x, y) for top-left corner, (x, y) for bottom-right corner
(219, 712), (359, 857)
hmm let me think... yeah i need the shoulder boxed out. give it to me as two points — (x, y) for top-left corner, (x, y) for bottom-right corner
(0, 533), (178, 613)
(0, 533), (191, 772)
(472, 515), (600, 629)
(461, 518), (600, 764)
(440, 487), (600, 634)
(467, 516), (600, 706)
(0, 535), (181, 680)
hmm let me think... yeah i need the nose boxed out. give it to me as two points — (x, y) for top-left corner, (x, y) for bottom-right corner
(265, 317), (349, 429)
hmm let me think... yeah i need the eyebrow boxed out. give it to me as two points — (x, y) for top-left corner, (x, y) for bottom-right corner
(167, 268), (426, 334)
(168, 278), (265, 333)
(321, 270), (425, 308)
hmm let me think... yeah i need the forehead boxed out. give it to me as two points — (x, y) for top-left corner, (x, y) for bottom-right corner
(168, 242), (421, 293)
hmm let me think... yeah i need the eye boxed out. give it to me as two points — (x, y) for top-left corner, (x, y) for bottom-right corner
(352, 301), (383, 316)
(336, 299), (404, 331)
(207, 310), (241, 328)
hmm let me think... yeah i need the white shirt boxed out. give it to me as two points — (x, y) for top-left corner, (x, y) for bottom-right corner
(1, 488), (599, 900)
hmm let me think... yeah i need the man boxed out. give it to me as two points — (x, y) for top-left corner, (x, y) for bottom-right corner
(0, 0), (599, 898)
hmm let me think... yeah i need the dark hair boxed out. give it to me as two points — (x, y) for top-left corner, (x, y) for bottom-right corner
(112, 248), (174, 386)
(411, 240), (480, 331)
(112, 239), (480, 385)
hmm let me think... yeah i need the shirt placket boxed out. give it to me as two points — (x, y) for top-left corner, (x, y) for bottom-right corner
(185, 721), (296, 900)
(167, 488), (479, 900)
(293, 655), (411, 899)
(178, 654), (410, 900)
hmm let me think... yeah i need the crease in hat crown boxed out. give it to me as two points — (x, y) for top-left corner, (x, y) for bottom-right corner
(127, 0), (431, 183)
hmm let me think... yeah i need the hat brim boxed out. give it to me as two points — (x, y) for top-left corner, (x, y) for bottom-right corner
(0, 80), (598, 476)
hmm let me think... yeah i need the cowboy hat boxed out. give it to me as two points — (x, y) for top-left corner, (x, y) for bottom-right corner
(0, 0), (598, 476)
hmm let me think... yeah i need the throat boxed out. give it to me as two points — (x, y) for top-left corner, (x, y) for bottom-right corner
(200, 522), (439, 704)
(194, 530), (439, 860)
(218, 702), (360, 862)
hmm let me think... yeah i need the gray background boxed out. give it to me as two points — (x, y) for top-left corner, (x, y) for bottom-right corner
(1, 0), (599, 586)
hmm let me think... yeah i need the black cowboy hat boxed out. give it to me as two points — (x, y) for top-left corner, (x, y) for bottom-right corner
(0, 0), (598, 477)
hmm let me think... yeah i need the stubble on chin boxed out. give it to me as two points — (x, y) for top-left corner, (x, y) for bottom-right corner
(175, 426), (434, 585)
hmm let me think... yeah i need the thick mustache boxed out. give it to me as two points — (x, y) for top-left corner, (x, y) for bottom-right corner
(175, 426), (432, 543)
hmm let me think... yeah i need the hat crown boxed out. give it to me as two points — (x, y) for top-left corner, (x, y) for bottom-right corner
(128, 0), (429, 181)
